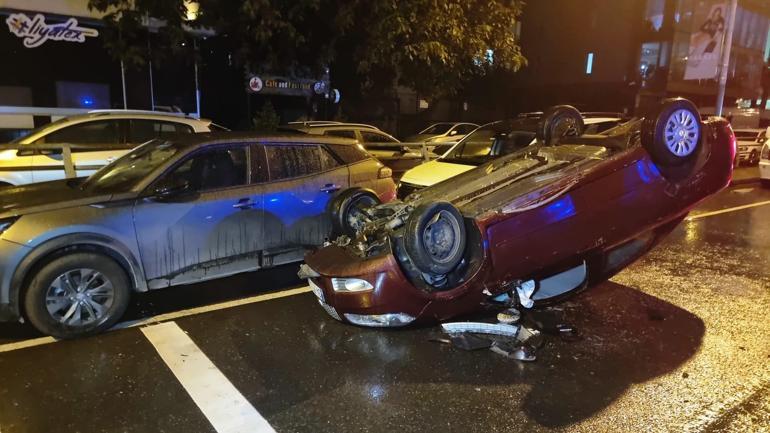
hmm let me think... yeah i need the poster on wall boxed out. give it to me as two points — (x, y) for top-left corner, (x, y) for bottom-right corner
(684, 2), (726, 80)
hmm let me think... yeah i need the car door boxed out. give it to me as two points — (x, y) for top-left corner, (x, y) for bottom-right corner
(262, 143), (350, 252)
(132, 144), (265, 287)
(30, 119), (129, 183)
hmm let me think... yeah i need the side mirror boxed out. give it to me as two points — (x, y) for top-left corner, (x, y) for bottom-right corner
(153, 178), (191, 200)
(449, 130), (458, 136)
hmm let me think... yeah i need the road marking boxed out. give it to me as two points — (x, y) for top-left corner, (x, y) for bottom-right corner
(0, 286), (311, 354)
(686, 199), (770, 221)
(142, 322), (276, 433)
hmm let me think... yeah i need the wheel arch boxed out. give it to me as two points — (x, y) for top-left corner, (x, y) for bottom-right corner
(10, 234), (147, 319)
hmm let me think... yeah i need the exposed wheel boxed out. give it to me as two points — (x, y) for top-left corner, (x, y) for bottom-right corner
(24, 253), (131, 339)
(749, 150), (759, 166)
(329, 188), (381, 237)
(642, 98), (702, 166)
(404, 202), (466, 275)
(537, 105), (584, 146)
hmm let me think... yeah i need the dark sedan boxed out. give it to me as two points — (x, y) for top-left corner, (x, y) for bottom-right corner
(301, 99), (735, 327)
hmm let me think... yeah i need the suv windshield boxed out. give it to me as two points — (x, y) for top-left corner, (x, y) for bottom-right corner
(81, 139), (183, 193)
(440, 120), (536, 166)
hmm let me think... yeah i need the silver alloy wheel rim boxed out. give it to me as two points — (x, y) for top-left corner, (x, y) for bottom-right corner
(45, 268), (115, 327)
(664, 109), (699, 157)
(423, 210), (462, 264)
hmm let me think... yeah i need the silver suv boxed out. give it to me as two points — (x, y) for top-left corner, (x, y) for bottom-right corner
(0, 133), (395, 338)
(0, 111), (222, 187)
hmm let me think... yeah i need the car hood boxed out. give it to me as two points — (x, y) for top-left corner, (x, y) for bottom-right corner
(0, 180), (119, 218)
(400, 159), (475, 187)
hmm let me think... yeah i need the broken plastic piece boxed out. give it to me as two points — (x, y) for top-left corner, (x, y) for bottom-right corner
(516, 280), (536, 308)
(497, 307), (521, 324)
(556, 324), (580, 341)
(490, 341), (537, 361)
(441, 321), (520, 337)
(450, 334), (493, 351)
(297, 264), (320, 279)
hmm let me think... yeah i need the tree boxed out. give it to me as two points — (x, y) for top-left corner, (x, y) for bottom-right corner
(89, 0), (526, 99)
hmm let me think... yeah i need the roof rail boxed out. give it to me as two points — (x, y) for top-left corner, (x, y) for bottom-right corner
(87, 109), (187, 117)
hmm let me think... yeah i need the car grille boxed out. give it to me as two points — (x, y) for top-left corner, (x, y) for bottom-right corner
(397, 181), (424, 199)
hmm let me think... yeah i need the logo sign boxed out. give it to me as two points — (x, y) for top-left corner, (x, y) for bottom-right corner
(330, 88), (341, 104)
(248, 76), (264, 92)
(6, 13), (99, 48)
(313, 81), (327, 95)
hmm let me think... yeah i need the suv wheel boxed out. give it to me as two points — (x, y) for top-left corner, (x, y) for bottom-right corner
(24, 253), (131, 339)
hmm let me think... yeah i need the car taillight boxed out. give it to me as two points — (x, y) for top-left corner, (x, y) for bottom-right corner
(378, 166), (393, 179)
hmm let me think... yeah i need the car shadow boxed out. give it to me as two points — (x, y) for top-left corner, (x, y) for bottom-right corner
(225, 280), (704, 429)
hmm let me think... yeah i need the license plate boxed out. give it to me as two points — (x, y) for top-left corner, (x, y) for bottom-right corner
(309, 279), (325, 302)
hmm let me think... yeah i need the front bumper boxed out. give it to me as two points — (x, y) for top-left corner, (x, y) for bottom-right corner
(760, 161), (770, 180)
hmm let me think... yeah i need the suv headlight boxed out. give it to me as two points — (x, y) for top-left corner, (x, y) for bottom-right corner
(0, 217), (18, 236)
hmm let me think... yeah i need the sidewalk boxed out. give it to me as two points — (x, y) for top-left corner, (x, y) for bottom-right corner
(731, 166), (760, 185)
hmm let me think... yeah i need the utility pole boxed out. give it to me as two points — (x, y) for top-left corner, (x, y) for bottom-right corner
(715, 0), (738, 117)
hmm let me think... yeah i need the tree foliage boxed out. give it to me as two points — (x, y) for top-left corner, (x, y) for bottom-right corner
(88, 0), (526, 98)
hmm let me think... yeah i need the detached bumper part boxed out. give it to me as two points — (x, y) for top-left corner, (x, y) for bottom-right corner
(344, 312), (416, 327)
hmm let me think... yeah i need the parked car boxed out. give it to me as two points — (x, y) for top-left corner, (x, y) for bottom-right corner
(733, 128), (765, 166)
(0, 133), (396, 338)
(760, 129), (770, 187)
(285, 121), (425, 178)
(397, 115), (624, 198)
(404, 122), (479, 147)
(300, 99), (734, 328)
(0, 111), (224, 187)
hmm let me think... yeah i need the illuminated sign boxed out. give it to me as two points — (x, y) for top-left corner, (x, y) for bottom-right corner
(6, 13), (99, 48)
(246, 75), (321, 96)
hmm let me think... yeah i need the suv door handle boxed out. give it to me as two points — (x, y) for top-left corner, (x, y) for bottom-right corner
(320, 184), (341, 193)
(233, 198), (255, 209)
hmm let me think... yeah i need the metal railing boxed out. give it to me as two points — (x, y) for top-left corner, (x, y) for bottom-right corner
(361, 141), (460, 161)
(0, 143), (131, 179)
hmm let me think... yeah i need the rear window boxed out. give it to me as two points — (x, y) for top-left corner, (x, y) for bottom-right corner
(265, 144), (322, 180)
(326, 143), (370, 164)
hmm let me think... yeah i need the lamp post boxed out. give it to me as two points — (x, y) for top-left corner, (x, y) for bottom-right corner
(715, 0), (738, 117)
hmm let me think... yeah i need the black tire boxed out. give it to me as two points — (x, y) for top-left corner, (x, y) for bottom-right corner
(329, 188), (381, 237)
(641, 98), (702, 167)
(24, 253), (131, 339)
(537, 105), (584, 146)
(404, 202), (466, 275)
(749, 150), (759, 166)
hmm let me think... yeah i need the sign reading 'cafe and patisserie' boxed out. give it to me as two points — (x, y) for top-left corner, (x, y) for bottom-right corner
(5, 13), (99, 48)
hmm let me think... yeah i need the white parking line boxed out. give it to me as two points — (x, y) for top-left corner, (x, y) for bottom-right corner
(0, 286), (311, 354)
(142, 322), (276, 433)
(685, 200), (770, 221)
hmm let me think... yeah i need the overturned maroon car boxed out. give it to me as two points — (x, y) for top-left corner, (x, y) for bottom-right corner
(300, 99), (735, 328)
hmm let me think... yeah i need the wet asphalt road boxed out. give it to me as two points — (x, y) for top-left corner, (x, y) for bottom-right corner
(0, 183), (768, 433)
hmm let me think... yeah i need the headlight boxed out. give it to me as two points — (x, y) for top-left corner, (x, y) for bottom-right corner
(0, 217), (18, 235)
(344, 313), (416, 327)
(331, 278), (374, 292)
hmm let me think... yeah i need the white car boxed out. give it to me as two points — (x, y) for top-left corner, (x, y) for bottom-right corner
(397, 116), (624, 197)
(0, 111), (222, 187)
(733, 128), (765, 166)
(759, 128), (770, 188)
(404, 122), (479, 147)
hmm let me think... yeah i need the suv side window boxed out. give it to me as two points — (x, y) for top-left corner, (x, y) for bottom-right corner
(326, 143), (369, 164)
(265, 145), (323, 181)
(130, 120), (194, 143)
(319, 145), (342, 171)
(324, 130), (356, 139)
(360, 131), (398, 143)
(161, 146), (248, 192)
(38, 120), (124, 148)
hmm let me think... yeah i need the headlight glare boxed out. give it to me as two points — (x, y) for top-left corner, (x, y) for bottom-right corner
(332, 277), (374, 292)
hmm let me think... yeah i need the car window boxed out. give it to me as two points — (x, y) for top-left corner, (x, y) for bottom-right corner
(420, 124), (453, 135)
(37, 120), (123, 147)
(162, 146), (248, 192)
(324, 130), (356, 139)
(326, 143), (369, 164)
(319, 145), (342, 171)
(456, 124), (477, 134)
(360, 131), (398, 143)
(129, 120), (194, 143)
(265, 144), (323, 180)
